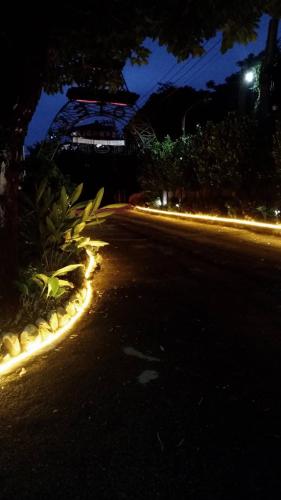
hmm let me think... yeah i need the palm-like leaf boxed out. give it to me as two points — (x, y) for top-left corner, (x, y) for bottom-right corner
(92, 187), (104, 212)
(70, 183), (83, 205)
(52, 264), (83, 277)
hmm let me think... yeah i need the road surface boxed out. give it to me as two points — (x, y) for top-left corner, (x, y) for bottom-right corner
(1, 209), (281, 499)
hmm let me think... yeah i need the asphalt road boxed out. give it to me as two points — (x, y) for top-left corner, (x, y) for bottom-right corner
(1, 209), (281, 499)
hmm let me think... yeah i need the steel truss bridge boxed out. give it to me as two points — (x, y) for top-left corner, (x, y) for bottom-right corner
(42, 85), (156, 159)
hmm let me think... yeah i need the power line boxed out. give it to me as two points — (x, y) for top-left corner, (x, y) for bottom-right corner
(182, 50), (222, 87)
(137, 61), (179, 106)
(138, 40), (212, 106)
(137, 59), (183, 107)
(170, 39), (221, 87)
(162, 40), (211, 83)
(158, 39), (221, 104)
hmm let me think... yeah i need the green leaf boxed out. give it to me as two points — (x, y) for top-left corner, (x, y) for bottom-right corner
(67, 236), (83, 243)
(74, 222), (86, 235)
(70, 183), (83, 205)
(85, 219), (106, 228)
(46, 215), (56, 234)
(76, 237), (91, 248)
(47, 276), (60, 298)
(52, 264), (83, 277)
(82, 201), (94, 221)
(70, 200), (90, 211)
(60, 186), (69, 211)
(92, 187), (104, 212)
(36, 178), (48, 204)
(32, 273), (49, 286)
(49, 202), (60, 225)
(64, 230), (72, 241)
(57, 279), (74, 288)
(32, 277), (44, 288)
(55, 289), (67, 299)
(87, 240), (109, 248)
(60, 242), (74, 252)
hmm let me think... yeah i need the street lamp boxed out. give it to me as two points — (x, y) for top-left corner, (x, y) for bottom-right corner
(244, 69), (255, 84)
(239, 67), (258, 113)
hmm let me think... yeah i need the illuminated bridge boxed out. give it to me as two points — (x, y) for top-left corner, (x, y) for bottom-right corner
(43, 77), (156, 159)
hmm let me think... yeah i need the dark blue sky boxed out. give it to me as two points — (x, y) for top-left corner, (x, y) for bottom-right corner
(25, 15), (279, 147)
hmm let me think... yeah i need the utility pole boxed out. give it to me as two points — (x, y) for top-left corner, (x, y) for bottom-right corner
(257, 17), (279, 121)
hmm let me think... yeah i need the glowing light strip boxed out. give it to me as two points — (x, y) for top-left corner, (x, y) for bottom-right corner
(110, 101), (128, 107)
(72, 137), (125, 146)
(0, 249), (96, 376)
(76, 99), (128, 107)
(135, 206), (281, 231)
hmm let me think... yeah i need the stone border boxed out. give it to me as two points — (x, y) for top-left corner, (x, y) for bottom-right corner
(0, 248), (97, 376)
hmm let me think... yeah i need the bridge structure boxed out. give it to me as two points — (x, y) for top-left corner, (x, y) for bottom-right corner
(42, 74), (156, 160)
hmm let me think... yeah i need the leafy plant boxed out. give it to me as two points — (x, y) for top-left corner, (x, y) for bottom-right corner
(21, 180), (124, 272)
(33, 264), (83, 299)
(15, 178), (126, 325)
(140, 136), (186, 201)
(140, 112), (281, 215)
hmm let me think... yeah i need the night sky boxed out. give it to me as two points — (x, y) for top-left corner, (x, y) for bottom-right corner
(25, 15), (280, 148)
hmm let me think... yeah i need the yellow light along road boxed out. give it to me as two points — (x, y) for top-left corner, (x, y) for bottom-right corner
(136, 206), (281, 232)
(0, 249), (96, 376)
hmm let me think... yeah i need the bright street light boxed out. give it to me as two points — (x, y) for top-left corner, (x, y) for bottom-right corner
(244, 70), (255, 84)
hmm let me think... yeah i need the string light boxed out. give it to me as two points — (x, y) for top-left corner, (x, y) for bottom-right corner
(0, 249), (96, 376)
(136, 206), (281, 231)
